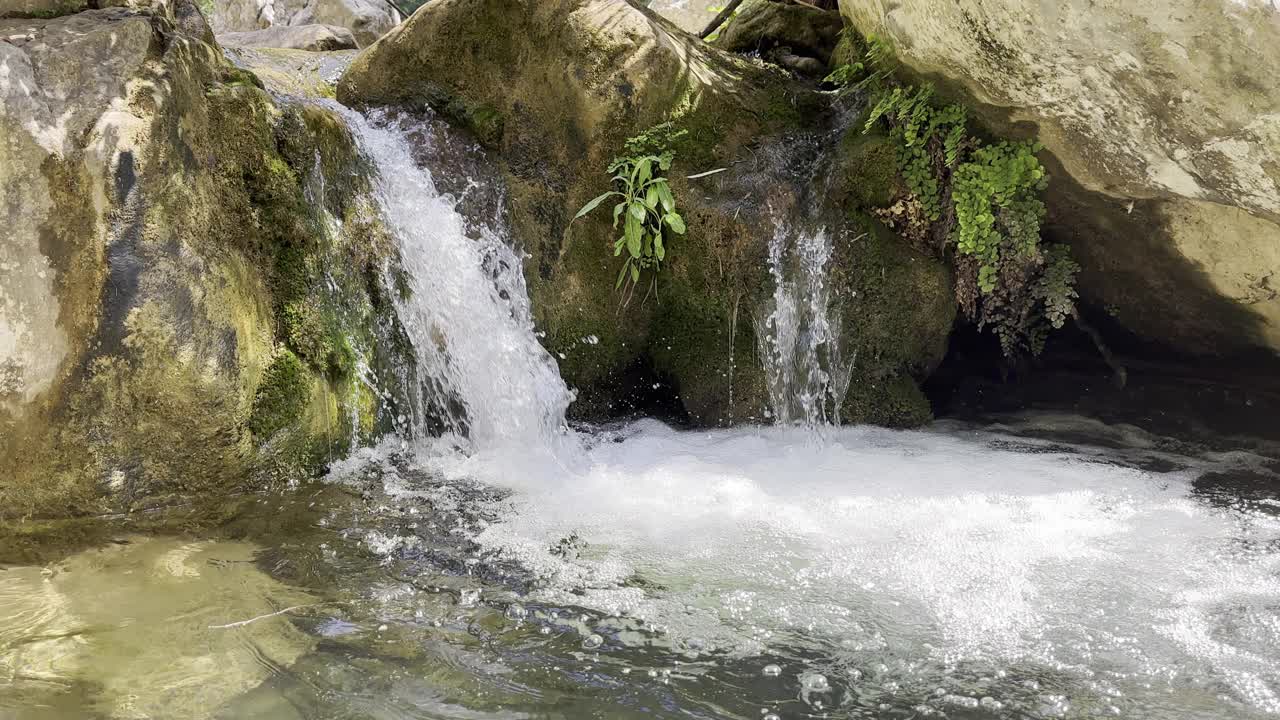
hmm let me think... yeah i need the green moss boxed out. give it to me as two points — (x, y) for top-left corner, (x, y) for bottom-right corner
(830, 30), (865, 69)
(835, 131), (899, 209)
(249, 350), (311, 439)
(831, 214), (955, 380)
(647, 204), (773, 426)
(841, 373), (933, 428)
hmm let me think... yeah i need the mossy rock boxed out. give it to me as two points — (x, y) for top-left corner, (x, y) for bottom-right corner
(0, 4), (411, 520)
(338, 0), (953, 428)
(714, 0), (845, 65)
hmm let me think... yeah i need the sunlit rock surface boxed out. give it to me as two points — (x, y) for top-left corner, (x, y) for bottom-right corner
(218, 22), (358, 51)
(0, 2), (411, 518)
(647, 0), (719, 33)
(837, 0), (1280, 357)
(209, 0), (398, 47)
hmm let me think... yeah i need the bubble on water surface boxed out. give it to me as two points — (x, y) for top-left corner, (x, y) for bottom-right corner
(762, 664), (782, 677)
(582, 633), (604, 649)
(800, 671), (829, 692)
(505, 603), (527, 621)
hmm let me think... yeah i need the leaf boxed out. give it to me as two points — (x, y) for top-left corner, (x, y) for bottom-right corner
(612, 201), (626, 227)
(636, 157), (653, 186)
(645, 185), (659, 210)
(573, 192), (617, 221)
(616, 261), (629, 289)
(654, 231), (665, 261)
(614, 237), (625, 256)
(655, 180), (676, 213)
(658, 151), (674, 171)
(631, 263), (640, 283)
(628, 202), (646, 222)
(625, 213), (643, 257)
(664, 212), (686, 235)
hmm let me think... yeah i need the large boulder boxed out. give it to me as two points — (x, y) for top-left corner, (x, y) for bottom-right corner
(0, 2), (412, 519)
(218, 23), (358, 51)
(715, 0), (844, 68)
(340, 0), (954, 426)
(0, 0), (85, 17)
(209, 0), (399, 47)
(836, 0), (1280, 360)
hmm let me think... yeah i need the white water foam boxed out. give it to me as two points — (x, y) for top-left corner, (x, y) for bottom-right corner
(360, 418), (1280, 716)
(331, 104), (1280, 716)
(337, 106), (574, 450)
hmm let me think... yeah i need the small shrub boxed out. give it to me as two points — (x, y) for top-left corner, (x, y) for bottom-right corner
(573, 123), (688, 298)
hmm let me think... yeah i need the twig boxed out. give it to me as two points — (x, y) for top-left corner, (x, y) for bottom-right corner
(208, 604), (320, 630)
(699, 0), (744, 39)
(686, 168), (728, 179)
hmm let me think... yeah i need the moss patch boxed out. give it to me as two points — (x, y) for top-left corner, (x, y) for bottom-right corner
(249, 350), (311, 439)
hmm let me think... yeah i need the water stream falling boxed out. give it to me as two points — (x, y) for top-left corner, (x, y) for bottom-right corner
(335, 105), (574, 451)
(757, 224), (853, 426)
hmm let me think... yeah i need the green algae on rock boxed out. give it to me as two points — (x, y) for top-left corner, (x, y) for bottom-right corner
(0, 2), (412, 520)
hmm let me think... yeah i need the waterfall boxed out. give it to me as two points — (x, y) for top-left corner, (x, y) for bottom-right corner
(336, 106), (574, 450)
(756, 224), (853, 426)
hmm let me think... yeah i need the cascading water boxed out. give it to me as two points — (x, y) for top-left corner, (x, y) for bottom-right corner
(312, 106), (1280, 719)
(756, 224), (853, 426)
(333, 105), (574, 451)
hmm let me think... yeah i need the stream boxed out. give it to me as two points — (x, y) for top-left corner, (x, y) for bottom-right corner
(2, 105), (1279, 720)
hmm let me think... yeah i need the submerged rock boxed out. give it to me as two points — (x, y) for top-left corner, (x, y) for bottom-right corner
(218, 23), (359, 51)
(0, 537), (315, 718)
(340, 0), (953, 426)
(0, 2), (413, 519)
(836, 0), (1280, 359)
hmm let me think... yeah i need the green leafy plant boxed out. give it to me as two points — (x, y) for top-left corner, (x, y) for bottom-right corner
(853, 40), (1079, 359)
(574, 124), (688, 297)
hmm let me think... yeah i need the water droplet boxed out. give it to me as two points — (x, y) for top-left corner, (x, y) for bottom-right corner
(762, 664), (783, 677)
(539, 626), (551, 635)
(763, 714), (780, 720)
(582, 633), (604, 649)
(801, 672), (830, 692)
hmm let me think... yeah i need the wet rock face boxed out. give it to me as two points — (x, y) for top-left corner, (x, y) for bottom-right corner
(209, 0), (399, 47)
(0, 2), (411, 519)
(836, 0), (1280, 358)
(341, 0), (954, 427)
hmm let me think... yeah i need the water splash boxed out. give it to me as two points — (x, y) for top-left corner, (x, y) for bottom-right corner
(756, 224), (853, 426)
(335, 106), (574, 450)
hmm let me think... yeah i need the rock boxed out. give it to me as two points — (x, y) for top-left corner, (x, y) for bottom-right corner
(716, 0), (844, 66)
(222, 45), (359, 97)
(209, 0), (399, 47)
(0, 0), (85, 18)
(0, 3), (413, 519)
(340, 0), (954, 427)
(836, 0), (1280, 359)
(646, 0), (719, 34)
(218, 23), (358, 51)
